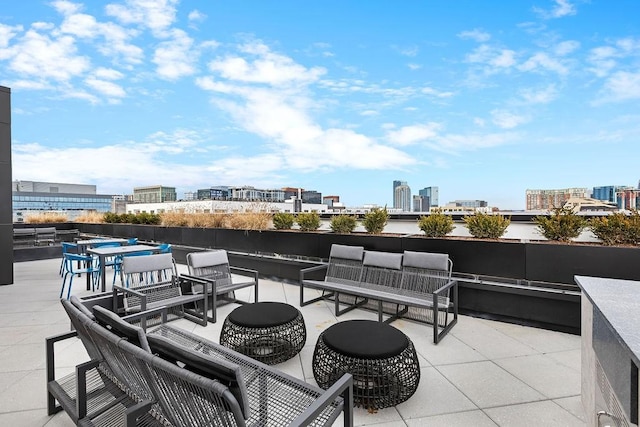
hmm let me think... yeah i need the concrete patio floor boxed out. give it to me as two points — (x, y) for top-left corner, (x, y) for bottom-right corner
(1, 258), (586, 426)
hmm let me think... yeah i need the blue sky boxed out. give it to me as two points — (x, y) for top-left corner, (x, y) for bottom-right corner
(2, 0), (639, 210)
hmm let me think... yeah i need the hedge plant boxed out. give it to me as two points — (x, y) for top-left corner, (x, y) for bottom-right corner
(296, 212), (321, 231)
(362, 207), (389, 234)
(463, 212), (510, 239)
(272, 212), (295, 230)
(330, 214), (358, 234)
(534, 207), (586, 242)
(417, 210), (454, 237)
(589, 210), (640, 245)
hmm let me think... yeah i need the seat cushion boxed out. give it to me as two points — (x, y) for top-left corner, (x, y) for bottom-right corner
(322, 320), (408, 359)
(92, 306), (151, 352)
(227, 302), (299, 328)
(146, 333), (250, 419)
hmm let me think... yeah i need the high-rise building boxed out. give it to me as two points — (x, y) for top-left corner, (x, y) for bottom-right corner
(413, 195), (430, 212)
(393, 180), (407, 209)
(418, 187), (439, 207)
(394, 184), (412, 212)
(592, 186), (630, 205)
(525, 188), (588, 211)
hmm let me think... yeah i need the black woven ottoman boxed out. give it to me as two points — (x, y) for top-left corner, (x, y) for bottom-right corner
(313, 320), (420, 409)
(219, 302), (306, 365)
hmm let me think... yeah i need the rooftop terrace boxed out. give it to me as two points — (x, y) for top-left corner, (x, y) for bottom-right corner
(2, 258), (586, 426)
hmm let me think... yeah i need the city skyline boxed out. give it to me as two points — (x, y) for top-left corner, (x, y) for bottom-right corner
(3, 1), (640, 210)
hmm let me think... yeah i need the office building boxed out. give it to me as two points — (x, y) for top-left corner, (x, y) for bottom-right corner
(132, 185), (177, 204)
(525, 188), (588, 211)
(394, 184), (412, 212)
(197, 186), (230, 200)
(392, 180), (407, 209)
(12, 180), (114, 221)
(592, 186), (630, 205)
(616, 188), (640, 210)
(418, 187), (439, 207)
(448, 200), (488, 208)
(413, 195), (430, 212)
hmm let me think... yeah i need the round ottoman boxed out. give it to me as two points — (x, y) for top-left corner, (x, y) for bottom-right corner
(313, 320), (420, 409)
(219, 302), (306, 365)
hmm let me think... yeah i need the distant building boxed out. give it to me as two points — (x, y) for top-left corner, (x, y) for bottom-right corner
(413, 195), (430, 212)
(12, 180), (114, 221)
(418, 187), (439, 207)
(132, 185), (177, 204)
(394, 184), (412, 212)
(563, 197), (618, 212)
(282, 187), (322, 204)
(323, 195), (339, 207)
(448, 199), (488, 208)
(616, 188), (640, 210)
(183, 191), (196, 201)
(592, 185), (631, 205)
(197, 186), (230, 200)
(392, 180), (407, 209)
(525, 188), (588, 210)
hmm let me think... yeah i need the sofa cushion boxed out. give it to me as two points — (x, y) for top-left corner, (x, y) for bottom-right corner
(329, 244), (364, 261)
(363, 251), (403, 270)
(92, 306), (151, 352)
(402, 251), (449, 272)
(146, 333), (250, 419)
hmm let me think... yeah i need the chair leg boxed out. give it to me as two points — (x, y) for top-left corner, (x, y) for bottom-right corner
(66, 275), (74, 300)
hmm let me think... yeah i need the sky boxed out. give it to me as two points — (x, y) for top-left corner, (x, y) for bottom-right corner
(2, 0), (640, 210)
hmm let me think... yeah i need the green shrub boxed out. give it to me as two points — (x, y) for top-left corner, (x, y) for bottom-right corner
(463, 212), (510, 239)
(362, 207), (389, 234)
(102, 212), (160, 225)
(273, 212), (295, 230)
(534, 206), (586, 242)
(296, 212), (321, 232)
(589, 210), (640, 245)
(418, 210), (454, 237)
(330, 214), (358, 234)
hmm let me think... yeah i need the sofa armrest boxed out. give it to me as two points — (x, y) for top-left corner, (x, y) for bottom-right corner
(290, 373), (353, 427)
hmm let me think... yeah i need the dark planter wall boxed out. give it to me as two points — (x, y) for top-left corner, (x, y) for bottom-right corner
(525, 243), (640, 284)
(73, 223), (640, 285)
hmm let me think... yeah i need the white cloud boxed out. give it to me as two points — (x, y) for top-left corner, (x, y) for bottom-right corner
(519, 84), (557, 104)
(598, 71), (640, 102)
(466, 45), (516, 69)
(7, 28), (91, 81)
(397, 45), (419, 57)
(84, 77), (126, 99)
(360, 110), (379, 116)
(153, 29), (197, 80)
(458, 29), (491, 43)
(407, 63), (421, 70)
(588, 46), (618, 77)
(208, 42), (326, 86)
(491, 110), (529, 129)
(188, 10), (207, 25)
(535, 0), (577, 19)
(105, 0), (179, 35)
(386, 123), (441, 146)
(0, 24), (23, 50)
(519, 52), (569, 75)
(421, 87), (453, 98)
(197, 43), (416, 172)
(554, 40), (579, 56)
